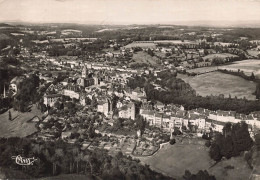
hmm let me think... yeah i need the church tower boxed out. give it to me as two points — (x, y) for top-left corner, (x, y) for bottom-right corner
(82, 65), (87, 78)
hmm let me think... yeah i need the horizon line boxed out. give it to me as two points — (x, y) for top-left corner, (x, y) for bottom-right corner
(2, 20), (260, 28)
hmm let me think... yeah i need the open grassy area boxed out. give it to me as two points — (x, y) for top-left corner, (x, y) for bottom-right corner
(139, 139), (252, 180)
(186, 66), (218, 73)
(209, 156), (252, 180)
(140, 139), (214, 179)
(247, 50), (259, 57)
(185, 59), (260, 79)
(203, 53), (238, 60)
(0, 105), (43, 138)
(0, 33), (10, 40)
(130, 51), (160, 67)
(178, 71), (257, 100)
(124, 42), (156, 49)
(218, 59), (260, 78)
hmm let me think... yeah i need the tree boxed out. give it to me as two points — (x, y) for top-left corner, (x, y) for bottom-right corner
(165, 52), (171, 57)
(255, 82), (260, 99)
(221, 136), (234, 159)
(209, 143), (222, 161)
(183, 170), (216, 180)
(223, 122), (232, 138)
(12, 48), (20, 56)
(210, 122), (253, 161)
(183, 170), (192, 180)
(40, 103), (47, 113)
(135, 115), (146, 134)
(205, 140), (211, 147)
(255, 133), (260, 151)
(113, 118), (124, 131)
(91, 97), (98, 108)
(8, 110), (12, 121)
(169, 139), (176, 145)
(147, 48), (154, 56)
(204, 49), (209, 55)
(250, 72), (255, 81)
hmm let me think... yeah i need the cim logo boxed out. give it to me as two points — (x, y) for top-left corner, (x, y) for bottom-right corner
(11, 155), (37, 166)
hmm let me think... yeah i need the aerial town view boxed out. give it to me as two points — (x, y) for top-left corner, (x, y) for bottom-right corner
(0, 0), (260, 179)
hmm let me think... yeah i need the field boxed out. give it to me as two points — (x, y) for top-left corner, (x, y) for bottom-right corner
(247, 50), (259, 57)
(139, 140), (252, 180)
(0, 105), (43, 138)
(218, 59), (260, 78)
(178, 71), (257, 100)
(209, 156), (252, 180)
(140, 140), (213, 179)
(130, 51), (160, 67)
(203, 53), (238, 60)
(124, 42), (156, 49)
(154, 40), (194, 44)
(0, 33), (10, 40)
(186, 66), (218, 73)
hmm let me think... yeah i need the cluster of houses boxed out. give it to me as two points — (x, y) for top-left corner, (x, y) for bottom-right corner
(42, 65), (147, 121)
(10, 61), (260, 138)
(139, 102), (260, 136)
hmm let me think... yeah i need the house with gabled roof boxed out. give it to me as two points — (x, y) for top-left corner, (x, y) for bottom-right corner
(43, 94), (62, 107)
(118, 101), (136, 120)
(63, 84), (81, 99)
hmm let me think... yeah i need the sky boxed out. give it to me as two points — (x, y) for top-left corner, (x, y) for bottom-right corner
(0, 0), (260, 25)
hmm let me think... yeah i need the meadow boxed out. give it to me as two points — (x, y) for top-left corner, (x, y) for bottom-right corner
(140, 139), (252, 180)
(178, 71), (257, 100)
(130, 51), (160, 67)
(124, 42), (156, 49)
(140, 140), (213, 179)
(218, 59), (260, 78)
(202, 53), (238, 60)
(186, 66), (218, 73)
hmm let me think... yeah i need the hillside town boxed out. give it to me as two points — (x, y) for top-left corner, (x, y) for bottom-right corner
(1, 20), (260, 180)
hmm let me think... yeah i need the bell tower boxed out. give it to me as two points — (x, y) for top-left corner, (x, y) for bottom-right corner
(82, 65), (87, 78)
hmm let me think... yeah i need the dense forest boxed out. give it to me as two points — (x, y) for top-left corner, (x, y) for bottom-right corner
(0, 137), (173, 180)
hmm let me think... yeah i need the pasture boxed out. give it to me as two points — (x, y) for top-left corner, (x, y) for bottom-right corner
(140, 140), (252, 180)
(218, 59), (260, 78)
(130, 51), (160, 67)
(140, 140), (213, 179)
(203, 53), (238, 60)
(178, 71), (257, 100)
(186, 66), (218, 73)
(124, 42), (156, 49)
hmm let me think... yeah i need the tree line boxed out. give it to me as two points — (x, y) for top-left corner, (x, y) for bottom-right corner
(127, 71), (260, 114)
(12, 74), (40, 112)
(0, 137), (174, 179)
